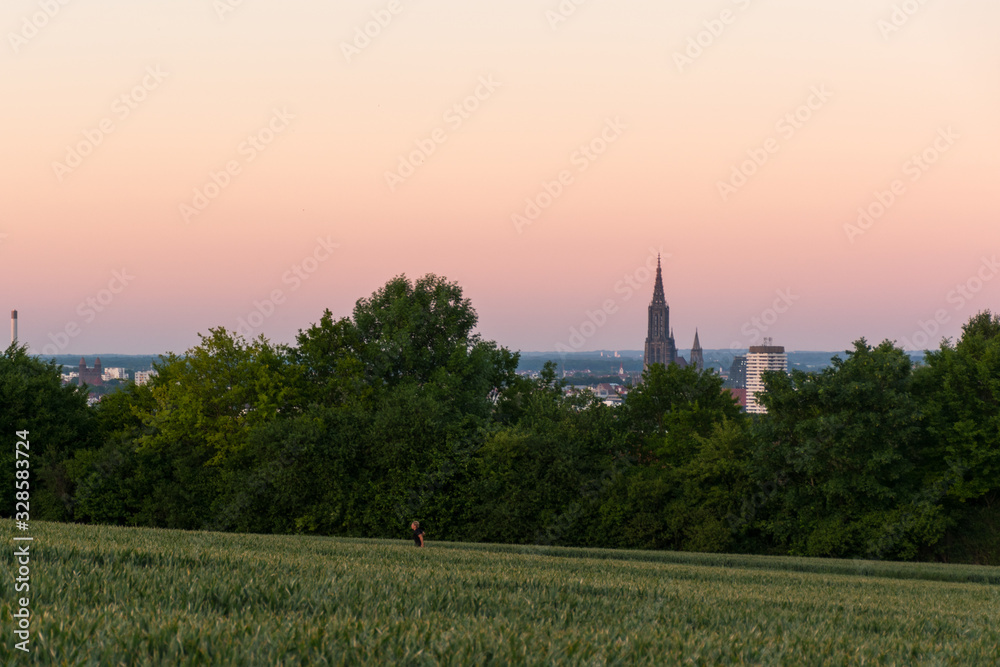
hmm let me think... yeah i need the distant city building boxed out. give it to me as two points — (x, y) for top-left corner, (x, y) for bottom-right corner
(570, 382), (626, 406)
(726, 387), (747, 409)
(690, 330), (704, 372)
(78, 357), (103, 387)
(595, 383), (619, 398)
(727, 355), (747, 389)
(746, 339), (787, 414)
(643, 255), (680, 370)
(102, 367), (129, 381)
(134, 370), (157, 386)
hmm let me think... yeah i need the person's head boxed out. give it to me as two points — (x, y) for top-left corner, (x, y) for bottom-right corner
(411, 521), (419, 529)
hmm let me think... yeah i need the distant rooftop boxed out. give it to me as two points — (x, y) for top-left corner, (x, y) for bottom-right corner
(749, 346), (785, 354)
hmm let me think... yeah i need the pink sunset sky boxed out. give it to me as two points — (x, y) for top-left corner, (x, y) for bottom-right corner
(2, 0), (998, 356)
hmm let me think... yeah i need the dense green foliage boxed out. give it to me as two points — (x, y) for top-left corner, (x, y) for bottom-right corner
(1, 345), (93, 521)
(3, 274), (1000, 563)
(2, 522), (999, 665)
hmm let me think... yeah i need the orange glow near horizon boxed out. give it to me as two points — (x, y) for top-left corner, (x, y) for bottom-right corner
(2, 0), (999, 356)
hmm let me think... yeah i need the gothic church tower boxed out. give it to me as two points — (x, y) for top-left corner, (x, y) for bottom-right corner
(690, 329), (704, 372)
(643, 255), (676, 370)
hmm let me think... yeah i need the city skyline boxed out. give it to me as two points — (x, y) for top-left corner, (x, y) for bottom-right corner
(2, 1), (999, 356)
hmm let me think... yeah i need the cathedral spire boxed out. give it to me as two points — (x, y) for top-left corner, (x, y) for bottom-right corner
(651, 254), (666, 306)
(690, 328), (704, 372)
(644, 249), (676, 371)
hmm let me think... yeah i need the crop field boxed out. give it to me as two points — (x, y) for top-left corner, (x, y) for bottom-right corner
(2, 523), (999, 665)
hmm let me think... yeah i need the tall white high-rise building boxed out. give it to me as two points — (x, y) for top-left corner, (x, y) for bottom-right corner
(746, 338), (787, 414)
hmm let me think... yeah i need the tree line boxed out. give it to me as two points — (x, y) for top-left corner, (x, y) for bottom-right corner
(2, 274), (998, 563)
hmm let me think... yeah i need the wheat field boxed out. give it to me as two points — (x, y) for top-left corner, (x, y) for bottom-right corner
(2, 522), (998, 665)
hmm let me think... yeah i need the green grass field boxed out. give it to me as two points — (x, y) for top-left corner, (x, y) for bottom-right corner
(2, 522), (999, 665)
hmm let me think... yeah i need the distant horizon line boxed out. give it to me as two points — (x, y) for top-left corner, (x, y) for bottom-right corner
(35, 348), (930, 358)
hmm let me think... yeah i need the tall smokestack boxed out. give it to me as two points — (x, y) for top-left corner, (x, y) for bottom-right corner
(11, 310), (17, 345)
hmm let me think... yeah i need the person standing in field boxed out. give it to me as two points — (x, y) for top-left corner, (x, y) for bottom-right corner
(410, 521), (425, 547)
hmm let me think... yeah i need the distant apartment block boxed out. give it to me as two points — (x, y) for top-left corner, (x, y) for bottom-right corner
(746, 339), (787, 415)
(102, 367), (129, 381)
(134, 370), (157, 386)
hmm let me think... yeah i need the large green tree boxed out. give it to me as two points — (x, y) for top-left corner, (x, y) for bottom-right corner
(751, 339), (928, 558)
(912, 311), (1000, 563)
(202, 274), (519, 540)
(68, 381), (156, 524)
(915, 312), (1000, 502)
(464, 362), (623, 546)
(110, 329), (300, 529)
(623, 362), (742, 461)
(597, 363), (746, 551)
(0, 344), (94, 520)
(285, 274), (519, 539)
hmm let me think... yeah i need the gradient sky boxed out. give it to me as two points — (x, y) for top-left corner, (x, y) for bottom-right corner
(2, 0), (998, 356)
